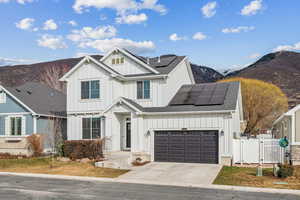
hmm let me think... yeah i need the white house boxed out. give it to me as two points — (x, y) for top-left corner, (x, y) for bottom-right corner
(273, 104), (300, 165)
(60, 48), (243, 165)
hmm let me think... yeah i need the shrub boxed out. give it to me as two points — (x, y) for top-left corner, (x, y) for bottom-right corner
(278, 164), (294, 178)
(63, 139), (103, 160)
(27, 134), (43, 157)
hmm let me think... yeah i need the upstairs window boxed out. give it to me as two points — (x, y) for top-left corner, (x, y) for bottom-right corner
(137, 80), (150, 99)
(112, 57), (124, 65)
(81, 80), (100, 100)
(82, 117), (101, 139)
(0, 91), (6, 104)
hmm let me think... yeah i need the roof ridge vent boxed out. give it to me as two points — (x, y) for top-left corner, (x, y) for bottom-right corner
(26, 91), (32, 95)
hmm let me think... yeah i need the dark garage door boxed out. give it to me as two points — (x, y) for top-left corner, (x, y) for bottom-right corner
(154, 130), (219, 164)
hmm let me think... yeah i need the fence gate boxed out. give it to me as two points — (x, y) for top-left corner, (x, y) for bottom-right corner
(233, 138), (284, 164)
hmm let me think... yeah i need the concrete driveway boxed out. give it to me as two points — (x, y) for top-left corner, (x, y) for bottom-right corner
(117, 162), (222, 186)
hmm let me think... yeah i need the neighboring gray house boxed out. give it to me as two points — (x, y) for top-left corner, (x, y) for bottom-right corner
(273, 104), (300, 165)
(0, 82), (66, 155)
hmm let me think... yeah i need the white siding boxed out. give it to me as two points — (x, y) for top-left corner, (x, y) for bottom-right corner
(162, 59), (193, 105)
(102, 52), (150, 75)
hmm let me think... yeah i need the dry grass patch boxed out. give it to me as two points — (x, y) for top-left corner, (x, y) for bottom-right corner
(214, 166), (300, 190)
(0, 157), (128, 178)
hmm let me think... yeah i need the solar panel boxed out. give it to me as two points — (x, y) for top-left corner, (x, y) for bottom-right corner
(195, 84), (216, 106)
(169, 83), (229, 106)
(169, 85), (193, 105)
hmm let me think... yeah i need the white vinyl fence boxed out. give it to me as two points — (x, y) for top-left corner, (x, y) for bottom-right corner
(233, 138), (285, 164)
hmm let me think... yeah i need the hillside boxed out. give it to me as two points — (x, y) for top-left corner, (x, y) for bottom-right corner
(227, 51), (300, 107)
(0, 56), (222, 93)
(191, 64), (223, 83)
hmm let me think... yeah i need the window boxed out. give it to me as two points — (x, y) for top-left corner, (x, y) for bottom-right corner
(0, 91), (6, 104)
(137, 80), (150, 99)
(81, 80), (100, 99)
(112, 57), (124, 65)
(10, 117), (22, 136)
(82, 117), (101, 139)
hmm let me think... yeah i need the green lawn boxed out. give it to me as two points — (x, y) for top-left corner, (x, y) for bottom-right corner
(214, 166), (300, 190)
(0, 157), (129, 178)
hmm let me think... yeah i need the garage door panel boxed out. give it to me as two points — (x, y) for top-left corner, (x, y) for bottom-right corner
(154, 130), (219, 163)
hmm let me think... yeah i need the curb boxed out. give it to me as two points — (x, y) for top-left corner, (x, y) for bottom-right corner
(0, 172), (299, 196)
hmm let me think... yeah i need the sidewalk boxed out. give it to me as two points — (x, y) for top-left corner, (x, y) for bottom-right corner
(0, 172), (299, 196)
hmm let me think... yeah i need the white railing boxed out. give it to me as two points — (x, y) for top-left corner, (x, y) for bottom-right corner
(233, 138), (284, 164)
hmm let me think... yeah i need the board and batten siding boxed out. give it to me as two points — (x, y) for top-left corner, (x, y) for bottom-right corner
(102, 52), (149, 75)
(137, 113), (237, 158)
(296, 110), (300, 143)
(162, 58), (194, 105)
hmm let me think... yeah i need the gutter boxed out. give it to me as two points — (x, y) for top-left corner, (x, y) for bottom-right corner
(137, 110), (235, 116)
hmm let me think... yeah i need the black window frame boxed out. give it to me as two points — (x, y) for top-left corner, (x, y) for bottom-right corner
(137, 80), (150, 99)
(82, 117), (101, 139)
(81, 80), (100, 100)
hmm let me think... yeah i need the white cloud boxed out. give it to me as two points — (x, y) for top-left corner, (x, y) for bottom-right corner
(169, 33), (187, 41)
(201, 1), (217, 18)
(193, 32), (207, 40)
(0, 57), (34, 66)
(16, 18), (36, 31)
(116, 13), (147, 24)
(68, 20), (78, 26)
(249, 53), (261, 59)
(73, 0), (167, 15)
(37, 34), (67, 49)
(241, 0), (263, 16)
(222, 26), (255, 34)
(43, 19), (58, 30)
(273, 42), (300, 52)
(0, 0), (33, 4)
(78, 38), (155, 54)
(67, 25), (117, 42)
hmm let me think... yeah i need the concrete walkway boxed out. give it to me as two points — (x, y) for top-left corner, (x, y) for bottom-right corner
(117, 162), (222, 185)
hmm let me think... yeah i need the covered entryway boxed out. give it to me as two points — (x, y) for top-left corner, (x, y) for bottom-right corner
(154, 130), (219, 164)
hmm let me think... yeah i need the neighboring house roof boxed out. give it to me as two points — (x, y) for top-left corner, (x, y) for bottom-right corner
(107, 82), (240, 114)
(273, 104), (300, 125)
(4, 82), (66, 117)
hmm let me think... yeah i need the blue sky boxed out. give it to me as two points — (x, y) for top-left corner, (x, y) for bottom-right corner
(0, 0), (299, 70)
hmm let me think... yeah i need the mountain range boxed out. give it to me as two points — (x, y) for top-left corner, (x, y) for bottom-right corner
(0, 51), (299, 108)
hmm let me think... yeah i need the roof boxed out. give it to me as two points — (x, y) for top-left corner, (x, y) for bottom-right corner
(111, 49), (186, 75)
(273, 104), (300, 125)
(119, 81), (240, 114)
(4, 82), (66, 117)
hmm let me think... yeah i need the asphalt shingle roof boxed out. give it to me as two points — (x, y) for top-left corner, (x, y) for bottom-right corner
(123, 81), (240, 113)
(5, 82), (66, 117)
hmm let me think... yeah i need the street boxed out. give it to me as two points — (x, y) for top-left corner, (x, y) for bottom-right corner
(0, 175), (298, 200)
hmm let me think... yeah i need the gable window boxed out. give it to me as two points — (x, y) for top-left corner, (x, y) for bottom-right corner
(137, 80), (150, 99)
(0, 91), (6, 104)
(10, 117), (22, 136)
(81, 80), (100, 100)
(82, 117), (101, 139)
(112, 57), (124, 65)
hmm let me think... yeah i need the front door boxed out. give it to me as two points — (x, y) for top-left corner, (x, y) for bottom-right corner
(125, 118), (131, 149)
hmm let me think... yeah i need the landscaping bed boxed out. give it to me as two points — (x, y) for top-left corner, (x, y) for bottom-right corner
(214, 166), (300, 190)
(0, 157), (128, 178)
